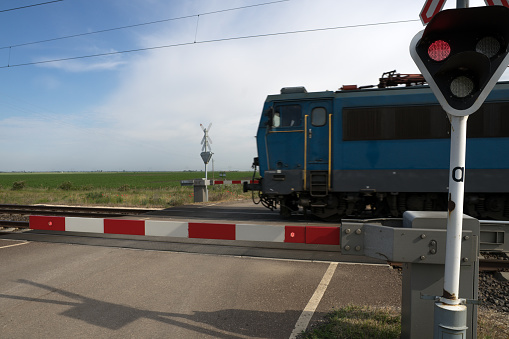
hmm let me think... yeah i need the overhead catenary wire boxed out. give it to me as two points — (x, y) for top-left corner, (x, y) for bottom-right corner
(0, 18), (420, 69)
(0, 0), (65, 13)
(0, 0), (291, 50)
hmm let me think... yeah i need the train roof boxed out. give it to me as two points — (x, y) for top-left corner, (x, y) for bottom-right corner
(266, 80), (509, 102)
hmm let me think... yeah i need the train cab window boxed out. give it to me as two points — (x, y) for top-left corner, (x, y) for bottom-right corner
(274, 105), (302, 127)
(272, 112), (281, 127)
(311, 107), (327, 126)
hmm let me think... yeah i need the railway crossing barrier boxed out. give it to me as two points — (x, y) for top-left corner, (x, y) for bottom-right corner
(28, 215), (340, 245)
(342, 211), (479, 339)
(27, 210), (485, 338)
(180, 179), (259, 203)
(479, 220), (509, 253)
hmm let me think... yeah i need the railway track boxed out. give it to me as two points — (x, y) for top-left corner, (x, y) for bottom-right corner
(0, 204), (154, 218)
(479, 258), (509, 271)
(0, 220), (30, 228)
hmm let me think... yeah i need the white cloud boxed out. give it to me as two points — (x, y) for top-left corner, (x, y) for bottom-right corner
(88, 0), (428, 171)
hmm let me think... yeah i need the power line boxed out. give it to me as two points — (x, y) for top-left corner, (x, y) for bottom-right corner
(0, 0), (290, 50)
(0, 18), (420, 69)
(0, 0), (65, 13)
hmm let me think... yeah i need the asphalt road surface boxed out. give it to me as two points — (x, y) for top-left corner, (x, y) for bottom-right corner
(0, 236), (402, 339)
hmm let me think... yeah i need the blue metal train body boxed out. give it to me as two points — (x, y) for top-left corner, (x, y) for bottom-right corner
(245, 82), (509, 219)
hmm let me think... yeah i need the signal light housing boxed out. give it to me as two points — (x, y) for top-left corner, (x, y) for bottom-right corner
(410, 6), (509, 116)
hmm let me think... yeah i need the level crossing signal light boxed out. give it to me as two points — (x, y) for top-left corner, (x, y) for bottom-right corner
(410, 6), (509, 116)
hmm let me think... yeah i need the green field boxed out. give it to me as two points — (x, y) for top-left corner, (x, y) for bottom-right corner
(0, 171), (256, 207)
(0, 171), (255, 190)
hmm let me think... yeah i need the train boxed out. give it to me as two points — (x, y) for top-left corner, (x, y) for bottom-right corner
(244, 77), (509, 220)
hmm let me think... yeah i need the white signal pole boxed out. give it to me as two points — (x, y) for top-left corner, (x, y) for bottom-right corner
(442, 115), (468, 302)
(457, 0), (469, 8)
(435, 3), (470, 338)
(410, 2), (509, 337)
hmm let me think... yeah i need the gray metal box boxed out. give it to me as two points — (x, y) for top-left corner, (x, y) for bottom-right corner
(401, 211), (479, 339)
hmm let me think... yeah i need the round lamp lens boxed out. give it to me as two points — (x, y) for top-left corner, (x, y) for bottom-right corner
(476, 36), (500, 58)
(428, 40), (451, 61)
(450, 76), (474, 98)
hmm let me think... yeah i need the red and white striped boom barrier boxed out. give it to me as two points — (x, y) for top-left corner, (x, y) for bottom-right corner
(29, 215), (340, 245)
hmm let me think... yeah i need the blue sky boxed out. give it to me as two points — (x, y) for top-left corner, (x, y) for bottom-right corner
(0, 0), (506, 172)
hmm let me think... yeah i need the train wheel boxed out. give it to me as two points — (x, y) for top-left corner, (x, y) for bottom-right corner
(280, 197), (299, 219)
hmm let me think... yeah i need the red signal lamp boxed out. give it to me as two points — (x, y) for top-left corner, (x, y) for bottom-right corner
(428, 40), (451, 61)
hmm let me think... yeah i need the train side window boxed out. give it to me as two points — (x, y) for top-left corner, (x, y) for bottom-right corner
(311, 107), (327, 126)
(342, 105), (450, 140)
(275, 105), (302, 127)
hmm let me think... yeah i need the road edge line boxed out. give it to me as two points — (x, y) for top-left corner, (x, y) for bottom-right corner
(0, 241), (30, 249)
(289, 262), (338, 339)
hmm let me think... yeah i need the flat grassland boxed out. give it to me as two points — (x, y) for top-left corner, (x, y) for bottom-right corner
(0, 171), (255, 207)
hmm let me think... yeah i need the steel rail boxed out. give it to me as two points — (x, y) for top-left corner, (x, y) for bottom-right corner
(0, 204), (155, 216)
(479, 258), (509, 271)
(0, 220), (29, 228)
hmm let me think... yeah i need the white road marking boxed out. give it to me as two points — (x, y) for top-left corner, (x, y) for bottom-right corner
(289, 262), (338, 339)
(0, 241), (29, 249)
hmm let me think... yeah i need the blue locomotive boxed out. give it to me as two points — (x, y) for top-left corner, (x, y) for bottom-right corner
(244, 80), (509, 220)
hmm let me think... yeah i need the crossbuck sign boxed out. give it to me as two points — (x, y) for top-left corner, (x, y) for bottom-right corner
(420, 0), (509, 25)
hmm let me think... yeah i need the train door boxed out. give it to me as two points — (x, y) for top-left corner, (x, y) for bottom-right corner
(266, 103), (305, 170)
(305, 100), (333, 196)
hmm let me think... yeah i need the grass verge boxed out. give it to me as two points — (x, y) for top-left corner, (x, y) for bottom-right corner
(298, 305), (508, 339)
(0, 171), (255, 207)
(298, 305), (400, 339)
(0, 184), (251, 208)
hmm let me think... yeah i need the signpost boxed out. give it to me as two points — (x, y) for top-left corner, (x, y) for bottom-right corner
(411, 2), (509, 337)
(420, 0), (509, 26)
(420, 0), (447, 25)
(200, 123), (213, 179)
(199, 123), (213, 202)
(485, 0), (509, 7)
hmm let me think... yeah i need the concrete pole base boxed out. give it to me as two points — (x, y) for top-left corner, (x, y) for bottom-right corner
(193, 179), (208, 202)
